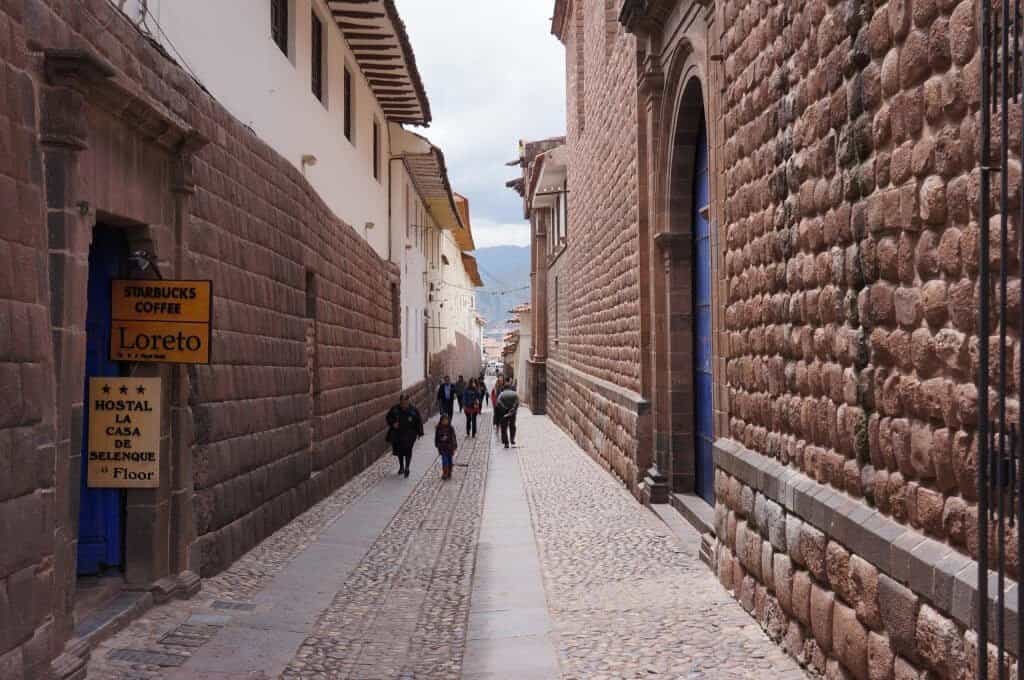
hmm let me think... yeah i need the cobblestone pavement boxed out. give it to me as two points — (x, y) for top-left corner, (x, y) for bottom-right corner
(515, 411), (808, 680)
(280, 421), (489, 679)
(86, 407), (807, 679)
(86, 437), (402, 679)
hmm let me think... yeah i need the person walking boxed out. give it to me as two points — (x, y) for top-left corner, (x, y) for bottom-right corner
(463, 379), (482, 438)
(435, 414), (458, 480)
(495, 383), (520, 449)
(386, 394), (424, 478)
(454, 375), (467, 413)
(436, 376), (455, 419)
(491, 377), (505, 430)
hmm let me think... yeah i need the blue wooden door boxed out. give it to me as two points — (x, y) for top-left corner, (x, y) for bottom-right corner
(77, 227), (126, 575)
(693, 121), (715, 505)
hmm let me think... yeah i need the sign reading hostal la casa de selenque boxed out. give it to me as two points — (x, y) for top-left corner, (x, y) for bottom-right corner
(87, 377), (161, 488)
(109, 280), (212, 364)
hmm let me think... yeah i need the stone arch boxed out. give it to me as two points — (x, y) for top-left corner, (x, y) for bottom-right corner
(654, 56), (721, 502)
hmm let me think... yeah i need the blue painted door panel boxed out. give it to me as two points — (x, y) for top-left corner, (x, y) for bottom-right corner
(77, 228), (126, 575)
(693, 121), (715, 506)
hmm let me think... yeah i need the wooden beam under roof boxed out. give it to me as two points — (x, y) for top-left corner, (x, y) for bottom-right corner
(335, 21), (379, 30)
(332, 10), (385, 19)
(331, 0), (431, 125)
(343, 32), (392, 40)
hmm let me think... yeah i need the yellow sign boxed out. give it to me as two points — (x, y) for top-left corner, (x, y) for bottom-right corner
(110, 280), (212, 364)
(87, 377), (161, 488)
(111, 280), (212, 323)
(111, 320), (211, 364)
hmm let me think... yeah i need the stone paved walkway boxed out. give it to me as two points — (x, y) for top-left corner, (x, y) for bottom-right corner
(85, 403), (808, 680)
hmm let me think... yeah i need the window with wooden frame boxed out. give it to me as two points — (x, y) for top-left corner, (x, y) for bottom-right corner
(405, 185), (411, 241)
(559, 180), (568, 244)
(271, 0), (288, 55)
(372, 119), (381, 180)
(311, 12), (324, 103)
(343, 67), (354, 141)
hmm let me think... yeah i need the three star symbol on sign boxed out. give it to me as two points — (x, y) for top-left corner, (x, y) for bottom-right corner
(100, 383), (147, 395)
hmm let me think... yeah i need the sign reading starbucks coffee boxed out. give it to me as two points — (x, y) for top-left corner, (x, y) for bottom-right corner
(109, 280), (212, 364)
(87, 377), (161, 488)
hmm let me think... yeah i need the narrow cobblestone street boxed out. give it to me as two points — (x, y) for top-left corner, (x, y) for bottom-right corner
(85, 406), (806, 680)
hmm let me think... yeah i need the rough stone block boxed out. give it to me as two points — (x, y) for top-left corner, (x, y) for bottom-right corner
(767, 499), (787, 552)
(834, 601), (870, 680)
(811, 583), (835, 653)
(879, 574), (920, 660)
(774, 553), (794, 615)
(800, 523), (828, 583)
(785, 620), (806, 662)
(915, 604), (965, 677)
(740, 574), (756, 613)
(868, 632), (894, 680)
(794, 569), (813, 627)
(850, 555), (882, 631)
(893, 657), (921, 680)
(827, 541), (855, 604)
(761, 541), (774, 592)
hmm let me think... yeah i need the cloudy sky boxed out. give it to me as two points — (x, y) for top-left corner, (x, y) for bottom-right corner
(400, 1), (566, 250)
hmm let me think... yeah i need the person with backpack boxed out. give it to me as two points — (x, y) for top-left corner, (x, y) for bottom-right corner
(494, 383), (520, 449)
(462, 378), (483, 438)
(385, 394), (424, 478)
(435, 413), (458, 480)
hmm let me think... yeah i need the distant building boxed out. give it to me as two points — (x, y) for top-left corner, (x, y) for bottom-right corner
(428, 194), (485, 381)
(506, 137), (566, 415)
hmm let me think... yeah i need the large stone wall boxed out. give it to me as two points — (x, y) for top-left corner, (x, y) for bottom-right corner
(547, 0), (646, 486)
(0, 0), (405, 675)
(721, 0), (985, 586)
(714, 0), (999, 674)
(0, 0), (57, 675)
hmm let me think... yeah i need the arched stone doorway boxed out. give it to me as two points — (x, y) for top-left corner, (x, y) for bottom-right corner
(662, 76), (715, 505)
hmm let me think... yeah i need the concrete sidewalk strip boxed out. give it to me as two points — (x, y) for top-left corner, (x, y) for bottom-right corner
(462, 435), (561, 680)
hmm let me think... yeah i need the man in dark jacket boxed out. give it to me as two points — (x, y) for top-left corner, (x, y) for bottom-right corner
(437, 376), (455, 419)
(454, 375), (467, 413)
(494, 384), (520, 449)
(386, 394), (424, 478)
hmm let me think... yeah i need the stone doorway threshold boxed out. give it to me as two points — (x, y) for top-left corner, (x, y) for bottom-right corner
(648, 493), (717, 567)
(53, 571), (200, 679)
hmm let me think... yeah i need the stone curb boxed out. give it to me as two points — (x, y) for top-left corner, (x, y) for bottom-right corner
(714, 437), (1019, 652)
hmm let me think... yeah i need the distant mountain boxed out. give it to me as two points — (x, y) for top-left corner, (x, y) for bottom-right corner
(473, 246), (531, 334)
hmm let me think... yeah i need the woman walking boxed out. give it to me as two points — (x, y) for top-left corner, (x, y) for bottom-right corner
(435, 414), (458, 480)
(386, 394), (423, 478)
(463, 379), (482, 438)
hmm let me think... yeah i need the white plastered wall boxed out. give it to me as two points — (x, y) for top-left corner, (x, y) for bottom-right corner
(118, 0), (393, 258)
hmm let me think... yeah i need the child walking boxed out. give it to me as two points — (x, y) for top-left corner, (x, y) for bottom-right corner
(435, 414), (458, 480)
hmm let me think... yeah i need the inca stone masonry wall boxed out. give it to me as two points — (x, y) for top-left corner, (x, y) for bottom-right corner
(715, 0), (1000, 674)
(0, 0), (405, 676)
(549, 0), (646, 488)
(549, 0), (1006, 675)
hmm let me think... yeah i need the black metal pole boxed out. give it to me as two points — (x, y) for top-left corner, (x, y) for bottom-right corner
(979, 0), (993, 672)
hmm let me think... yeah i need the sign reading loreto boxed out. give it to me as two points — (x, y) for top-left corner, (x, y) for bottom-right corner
(88, 377), (161, 488)
(110, 280), (212, 364)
